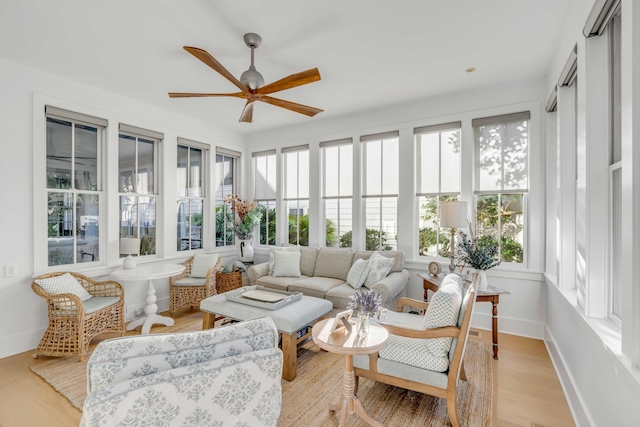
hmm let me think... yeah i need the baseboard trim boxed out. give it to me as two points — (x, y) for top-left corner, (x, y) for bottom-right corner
(0, 327), (47, 359)
(471, 311), (545, 340)
(544, 326), (593, 427)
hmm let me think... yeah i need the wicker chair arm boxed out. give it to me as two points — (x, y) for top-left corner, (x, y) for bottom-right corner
(396, 297), (430, 313)
(32, 283), (86, 318)
(88, 280), (124, 298)
(170, 257), (194, 285)
(379, 323), (461, 339)
(204, 258), (224, 291)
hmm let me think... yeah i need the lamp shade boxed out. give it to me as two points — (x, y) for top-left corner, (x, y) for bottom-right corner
(440, 201), (468, 229)
(119, 237), (140, 256)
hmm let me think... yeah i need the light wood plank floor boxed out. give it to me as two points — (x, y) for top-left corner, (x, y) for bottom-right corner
(0, 311), (574, 427)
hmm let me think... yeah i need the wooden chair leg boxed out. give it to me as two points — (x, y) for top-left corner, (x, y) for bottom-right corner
(354, 375), (360, 395)
(446, 392), (460, 427)
(460, 360), (467, 381)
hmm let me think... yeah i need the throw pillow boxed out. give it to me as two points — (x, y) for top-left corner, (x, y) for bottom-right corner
(268, 246), (300, 275)
(191, 253), (220, 278)
(422, 274), (464, 359)
(272, 250), (301, 278)
(35, 273), (93, 301)
(363, 253), (395, 288)
(346, 258), (370, 289)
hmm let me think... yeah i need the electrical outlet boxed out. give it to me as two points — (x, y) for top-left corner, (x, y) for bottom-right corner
(134, 308), (144, 317)
(4, 265), (17, 278)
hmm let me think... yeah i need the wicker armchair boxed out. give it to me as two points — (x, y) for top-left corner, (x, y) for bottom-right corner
(169, 255), (224, 315)
(31, 272), (125, 362)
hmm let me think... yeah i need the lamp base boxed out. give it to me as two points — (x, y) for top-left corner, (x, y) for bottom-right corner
(123, 255), (136, 269)
(448, 256), (456, 273)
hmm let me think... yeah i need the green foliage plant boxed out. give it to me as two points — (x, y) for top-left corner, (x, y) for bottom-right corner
(456, 226), (500, 271)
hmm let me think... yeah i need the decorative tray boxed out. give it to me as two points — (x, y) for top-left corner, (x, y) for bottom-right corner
(224, 285), (303, 310)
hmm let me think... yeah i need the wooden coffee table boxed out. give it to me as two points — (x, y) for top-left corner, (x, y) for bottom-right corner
(312, 318), (389, 427)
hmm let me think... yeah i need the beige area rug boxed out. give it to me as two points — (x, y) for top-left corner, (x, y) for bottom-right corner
(31, 319), (492, 426)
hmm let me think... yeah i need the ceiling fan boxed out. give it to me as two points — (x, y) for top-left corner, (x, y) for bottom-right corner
(169, 33), (323, 123)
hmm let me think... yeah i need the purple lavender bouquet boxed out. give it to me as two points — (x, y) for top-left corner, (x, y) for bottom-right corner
(347, 289), (387, 320)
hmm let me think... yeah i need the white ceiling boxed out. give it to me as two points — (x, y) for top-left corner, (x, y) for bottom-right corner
(0, 0), (574, 135)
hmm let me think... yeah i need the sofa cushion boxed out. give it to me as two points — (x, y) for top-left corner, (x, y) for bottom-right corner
(272, 250), (301, 277)
(173, 277), (206, 286)
(353, 250), (405, 273)
(191, 253), (219, 278)
(346, 258), (370, 289)
(324, 283), (359, 309)
(256, 275), (310, 292)
(363, 253), (395, 289)
(288, 277), (345, 300)
(268, 246), (300, 275)
(35, 273), (93, 302)
(313, 247), (354, 281)
(300, 247), (318, 277)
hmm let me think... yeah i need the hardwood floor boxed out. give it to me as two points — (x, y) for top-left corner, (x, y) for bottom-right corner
(0, 311), (574, 427)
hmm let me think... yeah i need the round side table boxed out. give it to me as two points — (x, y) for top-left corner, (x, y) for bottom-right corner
(312, 318), (389, 427)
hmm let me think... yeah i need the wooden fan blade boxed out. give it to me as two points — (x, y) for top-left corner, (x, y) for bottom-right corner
(168, 92), (246, 98)
(255, 68), (321, 95)
(239, 101), (255, 123)
(183, 46), (250, 95)
(258, 95), (323, 117)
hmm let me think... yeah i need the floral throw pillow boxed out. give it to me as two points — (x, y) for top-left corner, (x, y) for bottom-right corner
(363, 253), (395, 288)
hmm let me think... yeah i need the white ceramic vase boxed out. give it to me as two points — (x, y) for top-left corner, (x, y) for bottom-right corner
(474, 269), (489, 290)
(238, 239), (254, 262)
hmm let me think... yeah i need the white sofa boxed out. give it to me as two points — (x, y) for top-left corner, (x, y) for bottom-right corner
(247, 247), (410, 310)
(80, 317), (283, 427)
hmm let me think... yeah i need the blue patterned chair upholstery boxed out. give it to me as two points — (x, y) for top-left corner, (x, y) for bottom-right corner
(80, 317), (283, 427)
(353, 274), (478, 427)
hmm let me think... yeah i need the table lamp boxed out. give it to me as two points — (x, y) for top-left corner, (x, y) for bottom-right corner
(120, 237), (140, 269)
(439, 201), (468, 272)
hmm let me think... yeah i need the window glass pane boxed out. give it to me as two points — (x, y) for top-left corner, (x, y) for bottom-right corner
(188, 200), (203, 250)
(47, 192), (74, 266)
(255, 155), (276, 200)
(476, 120), (528, 192)
(612, 168), (622, 317)
(177, 145), (188, 197)
(364, 140), (381, 195)
(339, 145), (353, 196)
(216, 202), (234, 247)
(382, 138), (399, 195)
(324, 147), (339, 198)
(417, 133), (440, 194)
(476, 194), (500, 244)
(190, 148), (202, 195)
(288, 199), (309, 246)
(120, 195), (138, 239)
(77, 194), (99, 263)
(138, 138), (155, 195)
(502, 121), (528, 191)
(299, 150), (309, 199)
(119, 135), (135, 193)
(285, 152), (298, 199)
(365, 197), (397, 251)
(476, 127), (504, 192)
(257, 201), (277, 245)
(418, 195), (456, 257)
(440, 130), (461, 193)
(325, 198), (353, 248)
(46, 118), (72, 189)
(501, 193), (524, 263)
(74, 124), (98, 191)
(177, 198), (188, 250)
(611, 14), (622, 164)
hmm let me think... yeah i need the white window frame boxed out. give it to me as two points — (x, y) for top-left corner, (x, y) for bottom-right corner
(361, 131), (399, 251)
(177, 138), (208, 252)
(118, 124), (162, 258)
(253, 150), (277, 246)
(321, 138), (353, 248)
(215, 148), (240, 247)
(44, 107), (106, 268)
(415, 122), (462, 259)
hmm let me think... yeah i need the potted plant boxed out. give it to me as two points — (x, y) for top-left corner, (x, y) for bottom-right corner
(455, 225), (500, 290)
(224, 195), (261, 262)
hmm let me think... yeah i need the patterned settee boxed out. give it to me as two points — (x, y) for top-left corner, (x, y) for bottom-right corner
(80, 317), (283, 427)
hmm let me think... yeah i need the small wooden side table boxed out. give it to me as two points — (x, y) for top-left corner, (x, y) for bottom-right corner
(418, 272), (510, 360)
(312, 318), (389, 427)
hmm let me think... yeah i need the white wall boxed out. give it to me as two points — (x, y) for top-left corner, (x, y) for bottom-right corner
(247, 77), (549, 340)
(0, 57), (245, 358)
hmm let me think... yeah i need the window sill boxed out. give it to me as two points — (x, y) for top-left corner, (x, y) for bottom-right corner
(405, 258), (543, 282)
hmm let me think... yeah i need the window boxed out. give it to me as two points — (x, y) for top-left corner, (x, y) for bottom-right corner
(361, 131), (399, 251)
(322, 139), (353, 247)
(215, 148), (240, 247)
(609, 11), (622, 324)
(415, 122), (461, 257)
(118, 124), (162, 256)
(253, 150), (277, 245)
(45, 107), (106, 266)
(283, 145), (309, 246)
(473, 112), (529, 264)
(177, 138), (207, 251)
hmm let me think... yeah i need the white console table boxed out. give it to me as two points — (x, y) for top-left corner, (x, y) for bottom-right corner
(112, 263), (185, 334)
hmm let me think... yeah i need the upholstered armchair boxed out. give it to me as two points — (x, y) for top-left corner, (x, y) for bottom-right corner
(169, 253), (224, 315)
(353, 274), (477, 427)
(81, 317), (283, 427)
(31, 272), (125, 362)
